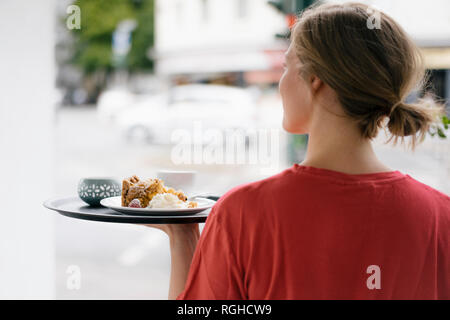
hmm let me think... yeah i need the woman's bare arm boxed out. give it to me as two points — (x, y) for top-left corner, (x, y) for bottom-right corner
(166, 224), (200, 299)
(146, 224), (200, 300)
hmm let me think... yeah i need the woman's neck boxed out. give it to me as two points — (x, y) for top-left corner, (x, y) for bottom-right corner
(300, 107), (392, 175)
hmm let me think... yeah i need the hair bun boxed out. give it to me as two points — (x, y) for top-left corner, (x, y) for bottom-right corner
(388, 101), (403, 118)
(387, 99), (438, 139)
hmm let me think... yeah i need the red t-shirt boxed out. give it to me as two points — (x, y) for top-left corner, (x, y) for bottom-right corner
(177, 165), (450, 300)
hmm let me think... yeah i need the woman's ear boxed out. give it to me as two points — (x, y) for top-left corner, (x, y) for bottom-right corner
(310, 75), (323, 93)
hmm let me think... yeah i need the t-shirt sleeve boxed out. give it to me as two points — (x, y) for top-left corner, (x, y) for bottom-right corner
(176, 200), (246, 300)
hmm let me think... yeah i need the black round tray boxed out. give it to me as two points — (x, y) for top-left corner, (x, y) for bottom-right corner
(44, 197), (211, 224)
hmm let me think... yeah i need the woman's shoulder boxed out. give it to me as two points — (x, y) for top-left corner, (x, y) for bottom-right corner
(402, 175), (450, 209)
(213, 166), (299, 211)
(214, 166), (450, 212)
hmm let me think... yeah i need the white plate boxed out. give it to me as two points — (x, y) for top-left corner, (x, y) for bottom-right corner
(100, 196), (216, 216)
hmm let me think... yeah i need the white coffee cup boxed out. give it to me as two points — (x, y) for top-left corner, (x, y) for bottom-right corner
(157, 170), (197, 193)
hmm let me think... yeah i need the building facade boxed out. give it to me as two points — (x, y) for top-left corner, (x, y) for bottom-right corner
(154, 0), (289, 86)
(154, 0), (450, 108)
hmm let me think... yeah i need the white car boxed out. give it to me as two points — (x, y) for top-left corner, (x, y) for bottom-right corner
(115, 84), (259, 144)
(97, 88), (136, 123)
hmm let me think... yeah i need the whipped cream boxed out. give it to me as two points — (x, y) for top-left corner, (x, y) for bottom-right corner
(147, 193), (188, 209)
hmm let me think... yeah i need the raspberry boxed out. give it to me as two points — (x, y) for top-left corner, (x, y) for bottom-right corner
(128, 199), (142, 208)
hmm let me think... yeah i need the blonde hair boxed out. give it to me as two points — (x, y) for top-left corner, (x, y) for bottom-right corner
(291, 2), (444, 147)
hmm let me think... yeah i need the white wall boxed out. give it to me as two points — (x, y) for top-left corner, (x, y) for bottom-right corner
(155, 0), (286, 53)
(156, 0), (450, 54)
(329, 0), (450, 44)
(0, 0), (56, 299)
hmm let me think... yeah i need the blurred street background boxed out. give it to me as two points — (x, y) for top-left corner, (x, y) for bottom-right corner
(1, 0), (449, 299)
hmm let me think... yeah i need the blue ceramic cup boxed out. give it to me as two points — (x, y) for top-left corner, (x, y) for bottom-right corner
(78, 177), (121, 206)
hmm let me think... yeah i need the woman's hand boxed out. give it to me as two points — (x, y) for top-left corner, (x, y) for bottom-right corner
(144, 223), (199, 240)
(143, 223), (200, 300)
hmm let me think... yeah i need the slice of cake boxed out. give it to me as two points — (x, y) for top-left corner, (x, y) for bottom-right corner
(121, 175), (196, 208)
(121, 175), (165, 208)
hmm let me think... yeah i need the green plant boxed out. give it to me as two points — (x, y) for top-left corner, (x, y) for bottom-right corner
(71, 0), (154, 74)
(429, 115), (450, 139)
